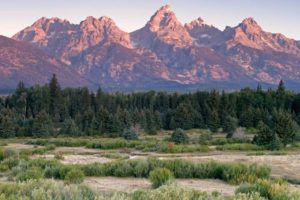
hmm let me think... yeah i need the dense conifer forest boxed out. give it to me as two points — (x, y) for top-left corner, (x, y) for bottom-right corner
(0, 75), (299, 148)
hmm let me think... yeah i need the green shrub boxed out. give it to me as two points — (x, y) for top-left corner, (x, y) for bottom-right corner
(235, 179), (300, 200)
(45, 144), (56, 151)
(60, 118), (81, 136)
(126, 183), (265, 200)
(65, 168), (85, 184)
(0, 157), (19, 172)
(199, 132), (213, 143)
(27, 138), (89, 147)
(171, 129), (189, 144)
(222, 163), (270, 184)
(111, 161), (134, 177)
(0, 149), (4, 161)
(0, 179), (269, 200)
(0, 179), (99, 200)
(3, 148), (19, 159)
(295, 131), (300, 141)
(216, 143), (264, 151)
(86, 139), (129, 149)
(230, 193), (264, 200)
(16, 167), (43, 181)
(80, 158), (271, 185)
(146, 127), (158, 135)
(54, 152), (64, 160)
(81, 163), (105, 176)
(134, 159), (150, 177)
(157, 143), (210, 153)
(122, 129), (138, 140)
(128, 183), (216, 200)
(149, 168), (174, 188)
(8, 157), (270, 186)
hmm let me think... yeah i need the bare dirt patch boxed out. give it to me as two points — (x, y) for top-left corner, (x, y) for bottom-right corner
(61, 154), (114, 164)
(178, 179), (236, 196)
(129, 151), (300, 183)
(84, 177), (236, 196)
(4, 143), (41, 150)
(85, 177), (151, 193)
(54, 147), (106, 155)
(31, 154), (115, 165)
(180, 153), (300, 183)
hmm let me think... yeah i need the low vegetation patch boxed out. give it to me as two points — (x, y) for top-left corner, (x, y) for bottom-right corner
(216, 143), (264, 151)
(98, 159), (270, 185)
(0, 179), (98, 200)
(149, 168), (174, 188)
(170, 128), (189, 144)
(27, 138), (211, 153)
(65, 168), (85, 184)
(5, 157), (270, 185)
(236, 179), (300, 200)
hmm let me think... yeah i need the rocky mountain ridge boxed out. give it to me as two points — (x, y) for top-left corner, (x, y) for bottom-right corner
(7, 5), (300, 91)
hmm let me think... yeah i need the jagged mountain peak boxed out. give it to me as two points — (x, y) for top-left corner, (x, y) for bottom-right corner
(224, 17), (262, 37)
(13, 17), (73, 43)
(158, 4), (172, 13)
(185, 17), (205, 28)
(131, 4), (193, 48)
(238, 17), (262, 34)
(185, 17), (223, 47)
(79, 15), (132, 49)
(147, 4), (181, 32)
(241, 17), (258, 25)
(81, 16), (115, 25)
(79, 15), (118, 31)
(223, 17), (300, 55)
(33, 17), (70, 26)
(10, 6), (300, 91)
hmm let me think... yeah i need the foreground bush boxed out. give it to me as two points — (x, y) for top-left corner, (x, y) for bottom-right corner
(236, 179), (300, 200)
(0, 157), (19, 172)
(171, 128), (189, 144)
(27, 137), (211, 153)
(0, 180), (268, 200)
(16, 167), (43, 182)
(216, 143), (264, 151)
(149, 168), (174, 188)
(10, 158), (270, 185)
(111, 183), (264, 200)
(80, 158), (270, 184)
(0, 179), (99, 200)
(122, 129), (138, 140)
(65, 168), (85, 184)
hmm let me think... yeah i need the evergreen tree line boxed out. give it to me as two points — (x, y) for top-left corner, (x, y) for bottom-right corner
(0, 76), (299, 146)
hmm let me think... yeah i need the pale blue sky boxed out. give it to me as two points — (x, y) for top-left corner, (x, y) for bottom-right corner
(1, 0), (299, 39)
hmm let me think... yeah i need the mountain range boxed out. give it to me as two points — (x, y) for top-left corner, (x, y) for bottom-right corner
(1, 5), (300, 91)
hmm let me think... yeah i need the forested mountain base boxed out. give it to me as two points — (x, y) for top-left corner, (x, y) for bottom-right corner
(0, 75), (299, 149)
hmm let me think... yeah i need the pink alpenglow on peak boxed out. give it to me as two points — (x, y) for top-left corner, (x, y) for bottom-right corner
(9, 5), (300, 91)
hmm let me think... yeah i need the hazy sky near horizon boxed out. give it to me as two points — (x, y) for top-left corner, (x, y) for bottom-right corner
(0, 0), (299, 39)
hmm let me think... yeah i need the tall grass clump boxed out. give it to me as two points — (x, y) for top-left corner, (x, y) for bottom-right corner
(149, 168), (174, 188)
(27, 138), (89, 147)
(9, 157), (270, 185)
(79, 158), (270, 184)
(65, 168), (85, 184)
(236, 179), (300, 200)
(0, 179), (99, 200)
(216, 143), (264, 151)
(111, 183), (264, 200)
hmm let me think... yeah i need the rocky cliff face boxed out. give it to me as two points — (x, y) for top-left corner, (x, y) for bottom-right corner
(185, 17), (224, 47)
(11, 5), (300, 91)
